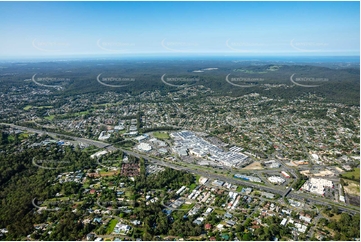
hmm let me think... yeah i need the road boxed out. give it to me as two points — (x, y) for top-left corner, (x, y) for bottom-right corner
(2, 123), (359, 214)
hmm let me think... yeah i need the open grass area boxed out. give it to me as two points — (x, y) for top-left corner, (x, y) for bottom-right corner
(74, 110), (90, 116)
(214, 208), (225, 215)
(24, 105), (53, 110)
(125, 190), (133, 198)
(152, 131), (170, 140)
(18, 133), (29, 140)
(23, 105), (33, 110)
(189, 183), (197, 191)
(179, 203), (194, 210)
(236, 186), (244, 192)
(343, 179), (360, 196)
(44, 115), (55, 121)
(341, 168), (360, 181)
(321, 211), (342, 222)
(106, 219), (118, 234)
(7, 135), (15, 142)
(99, 171), (119, 177)
(242, 161), (264, 170)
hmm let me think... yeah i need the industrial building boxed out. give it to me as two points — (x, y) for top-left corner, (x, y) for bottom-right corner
(136, 143), (152, 152)
(281, 171), (291, 178)
(234, 174), (262, 183)
(171, 131), (249, 168)
(300, 178), (333, 196)
(268, 176), (285, 184)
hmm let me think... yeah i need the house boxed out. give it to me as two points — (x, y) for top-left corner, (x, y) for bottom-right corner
(86, 233), (95, 241)
(113, 223), (132, 234)
(93, 217), (102, 224)
(225, 220), (236, 227)
(299, 215), (312, 223)
(193, 217), (204, 225)
(131, 220), (141, 226)
(205, 223), (212, 230)
(280, 218), (287, 226)
(221, 234), (230, 240)
(224, 212), (233, 219)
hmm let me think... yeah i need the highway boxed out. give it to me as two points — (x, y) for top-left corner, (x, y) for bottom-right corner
(2, 123), (359, 214)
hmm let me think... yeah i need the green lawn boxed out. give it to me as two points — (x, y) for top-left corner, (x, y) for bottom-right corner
(189, 183), (197, 191)
(24, 105), (53, 110)
(152, 131), (170, 140)
(74, 110), (90, 116)
(342, 168), (360, 181)
(179, 203), (194, 210)
(23, 105), (33, 110)
(195, 174), (201, 183)
(214, 208), (225, 215)
(236, 186), (244, 192)
(7, 135), (15, 142)
(125, 190), (133, 198)
(44, 115), (55, 121)
(18, 133), (29, 140)
(106, 219), (118, 234)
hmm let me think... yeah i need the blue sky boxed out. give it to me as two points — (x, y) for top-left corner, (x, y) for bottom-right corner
(0, 1), (359, 58)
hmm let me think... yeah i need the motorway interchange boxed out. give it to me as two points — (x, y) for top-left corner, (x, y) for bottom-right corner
(3, 123), (359, 215)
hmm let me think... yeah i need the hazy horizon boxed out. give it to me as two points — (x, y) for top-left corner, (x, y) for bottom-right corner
(0, 1), (359, 59)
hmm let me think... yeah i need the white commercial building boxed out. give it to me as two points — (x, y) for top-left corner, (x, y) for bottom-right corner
(300, 178), (333, 196)
(98, 131), (111, 140)
(268, 176), (285, 184)
(280, 218), (287, 226)
(176, 186), (186, 195)
(90, 150), (108, 159)
(137, 143), (152, 152)
(171, 131), (248, 168)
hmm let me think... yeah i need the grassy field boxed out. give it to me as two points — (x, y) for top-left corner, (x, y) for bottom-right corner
(7, 135), (15, 142)
(74, 110), (90, 116)
(179, 203), (194, 210)
(152, 131), (170, 140)
(18, 133), (29, 139)
(99, 171), (119, 177)
(23, 105), (33, 110)
(106, 219), (118, 234)
(343, 179), (360, 196)
(214, 208), (225, 215)
(189, 183), (197, 191)
(242, 161), (264, 170)
(321, 211), (342, 222)
(236, 186), (244, 192)
(44, 115), (55, 121)
(38, 106), (53, 109)
(24, 105), (53, 110)
(341, 168), (360, 181)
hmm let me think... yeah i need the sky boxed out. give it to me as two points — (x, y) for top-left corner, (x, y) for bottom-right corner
(0, 1), (359, 59)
